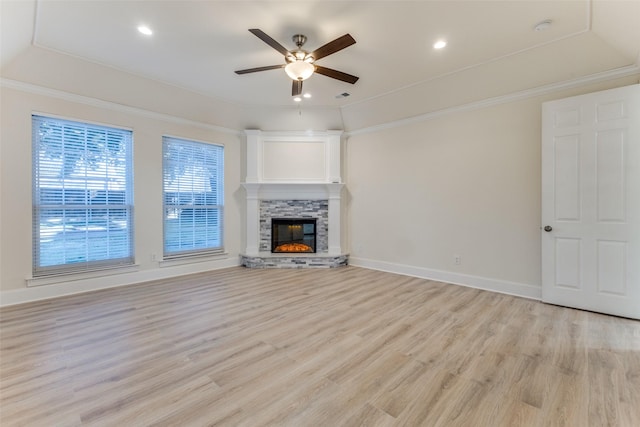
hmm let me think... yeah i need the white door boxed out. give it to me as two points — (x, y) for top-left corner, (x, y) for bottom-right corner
(542, 84), (640, 319)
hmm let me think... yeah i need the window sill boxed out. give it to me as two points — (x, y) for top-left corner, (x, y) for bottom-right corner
(27, 264), (140, 287)
(159, 252), (229, 268)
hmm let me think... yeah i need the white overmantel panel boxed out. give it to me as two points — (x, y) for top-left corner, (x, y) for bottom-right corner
(244, 129), (343, 184)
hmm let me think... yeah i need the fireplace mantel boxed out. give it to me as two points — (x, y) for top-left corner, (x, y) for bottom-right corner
(241, 130), (347, 263)
(242, 182), (344, 201)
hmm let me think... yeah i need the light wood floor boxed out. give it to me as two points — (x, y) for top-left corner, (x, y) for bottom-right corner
(1, 266), (639, 426)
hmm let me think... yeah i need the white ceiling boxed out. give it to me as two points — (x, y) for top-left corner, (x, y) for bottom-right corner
(1, 0), (639, 128)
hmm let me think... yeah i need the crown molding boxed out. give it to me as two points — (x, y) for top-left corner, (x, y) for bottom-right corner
(345, 64), (640, 137)
(4, 62), (638, 140)
(0, 78), (241, 136)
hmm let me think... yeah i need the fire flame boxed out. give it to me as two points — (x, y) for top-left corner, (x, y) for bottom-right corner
(274, 243), (313, 253)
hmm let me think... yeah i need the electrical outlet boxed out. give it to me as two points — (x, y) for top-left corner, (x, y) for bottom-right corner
(454, 255), (461, 265)
(151, 253), (157, 262)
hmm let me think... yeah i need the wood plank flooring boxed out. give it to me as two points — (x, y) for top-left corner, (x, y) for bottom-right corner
(1, 266), (639, 426)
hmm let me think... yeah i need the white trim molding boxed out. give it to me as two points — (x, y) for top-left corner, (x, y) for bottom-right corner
(0, 78), (240, 135)
(1, 257), (239, 307)
(349, 256), (542, 301)
(345, 64), (640, 137)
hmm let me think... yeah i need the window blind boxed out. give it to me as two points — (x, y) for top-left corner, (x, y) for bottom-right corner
(162, 136), (224, 258)
(32, 115), (134, 275)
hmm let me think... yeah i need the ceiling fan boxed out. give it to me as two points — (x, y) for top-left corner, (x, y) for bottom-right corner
(235, 29), (359, 97)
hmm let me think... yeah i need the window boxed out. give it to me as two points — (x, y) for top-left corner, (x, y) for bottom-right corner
(32, 115), (134, 275)
(163, 136), (224, 258)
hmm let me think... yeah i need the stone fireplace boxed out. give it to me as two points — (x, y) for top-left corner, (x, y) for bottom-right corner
(240, 130), (348, 268)
(261, 200), (327, 252)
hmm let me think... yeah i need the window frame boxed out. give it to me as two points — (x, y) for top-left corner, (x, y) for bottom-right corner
(31, 114), (135, 276)
(162, 135), (224, 259)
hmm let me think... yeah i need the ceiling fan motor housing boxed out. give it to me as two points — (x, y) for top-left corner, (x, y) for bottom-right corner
(286, 35), (315, 63)
(292, 34), (307, 48)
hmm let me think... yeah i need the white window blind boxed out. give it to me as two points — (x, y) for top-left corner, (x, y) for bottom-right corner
(163, 136), (224, 257)
(32, 115), (134, 275)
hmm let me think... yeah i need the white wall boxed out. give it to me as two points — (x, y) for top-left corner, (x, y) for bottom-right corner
(346, 76), (640, 299)
(0, 86), (243, 304)
(2, 71), (638, 305)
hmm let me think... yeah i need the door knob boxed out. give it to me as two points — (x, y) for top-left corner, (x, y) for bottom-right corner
(544, 225), (552, 232)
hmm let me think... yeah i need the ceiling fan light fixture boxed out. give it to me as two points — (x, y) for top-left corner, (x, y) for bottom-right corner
(285, 61), (315, 81)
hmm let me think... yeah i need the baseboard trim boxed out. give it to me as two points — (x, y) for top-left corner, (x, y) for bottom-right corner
(1, 256), (541, 306)
(349, 257), (541, 300)
(0, 257), (241, 307)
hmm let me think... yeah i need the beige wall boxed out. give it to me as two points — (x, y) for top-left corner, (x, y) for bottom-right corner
(345, 76), (639, 296)
(1, 74), (638, 304)
(0, 86), (244, 301)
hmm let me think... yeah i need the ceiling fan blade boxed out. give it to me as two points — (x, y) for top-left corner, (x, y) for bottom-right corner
(292, 80), (303, 96)
(249, 29), (290, 56)
(235, 64), (285, 75)
(310, 34), (356, 61)
(314, 66), (359, 84)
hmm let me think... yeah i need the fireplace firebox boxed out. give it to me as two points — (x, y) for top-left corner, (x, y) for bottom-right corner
(271, 218), (317, 253)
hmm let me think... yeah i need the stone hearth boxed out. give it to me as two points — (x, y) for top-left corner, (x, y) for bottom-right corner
(241, 253), (349, 269)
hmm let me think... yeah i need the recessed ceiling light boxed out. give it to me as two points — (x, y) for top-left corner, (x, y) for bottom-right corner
(303, 93), (311, 99)
(137, 25), (153, 36)
(534, 19), (552, 32)
(433, 40), (447, 49)
(293, 97), (302, 102)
